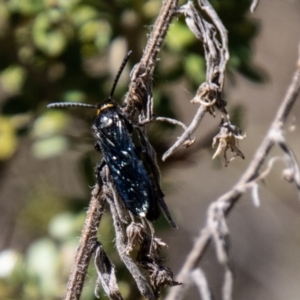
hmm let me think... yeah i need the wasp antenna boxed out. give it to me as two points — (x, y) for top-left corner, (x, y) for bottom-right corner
(47, 102), (99, 109)
(109, 50), (132, 99)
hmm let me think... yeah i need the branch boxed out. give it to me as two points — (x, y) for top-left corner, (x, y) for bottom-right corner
(124, 0), (179, 117)
(63, 1), (181, 299)
(105, 185), (156, 300)
(250, 0), (259, 13)
(163, 1), (229, 161)
(190, 268), (213, 300)
(64, 184), (105, 300)
(94, 242), (123, 300)
(165, 45), (300, 300)
(61, 1), (262, 299)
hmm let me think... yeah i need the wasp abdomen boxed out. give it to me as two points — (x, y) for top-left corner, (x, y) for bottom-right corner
(92, 102), (160, 221)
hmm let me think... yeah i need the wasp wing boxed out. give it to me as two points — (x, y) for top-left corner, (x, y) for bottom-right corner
(94, 108), (160, 220)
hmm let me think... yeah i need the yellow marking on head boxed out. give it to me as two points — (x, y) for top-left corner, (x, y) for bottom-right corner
(97, 103), (115, 115)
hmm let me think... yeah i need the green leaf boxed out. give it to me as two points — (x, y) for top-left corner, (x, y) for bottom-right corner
(0, 116), (18, 160)
(32, 135), (69, 158)
(8, 0), (45, 15)
(32, 110), (69, 138)
(48, 212), (84, 241)
(0, 66), (26, 94)
(165, 22), (195, 51)
(26, 239), (60, 297)
(184, 54), (206, 84)
(32, 10), (69, 56)
(71, 5), (98, 27)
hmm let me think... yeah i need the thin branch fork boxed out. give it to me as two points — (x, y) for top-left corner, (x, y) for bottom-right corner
(163, 0), (229, 161)
(165, 47), (300, 300)
(63, 1), (180, 299)
(61, 0), (263, 299)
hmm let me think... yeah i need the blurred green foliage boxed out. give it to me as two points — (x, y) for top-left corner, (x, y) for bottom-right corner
(0, 0), (261, 299)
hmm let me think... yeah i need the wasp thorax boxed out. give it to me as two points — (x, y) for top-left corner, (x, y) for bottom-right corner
(95, 109), (117, 130)
(100, 115), (114, 128)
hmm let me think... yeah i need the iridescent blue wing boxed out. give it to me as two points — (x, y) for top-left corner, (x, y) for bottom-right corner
(93, 106), (160, 220)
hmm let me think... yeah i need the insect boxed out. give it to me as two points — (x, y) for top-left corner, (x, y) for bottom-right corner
(47, 51), (177, 227)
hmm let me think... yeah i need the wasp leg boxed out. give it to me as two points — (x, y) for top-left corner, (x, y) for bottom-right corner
(94, 141), (102, 152)
(94, 159), (106, 186)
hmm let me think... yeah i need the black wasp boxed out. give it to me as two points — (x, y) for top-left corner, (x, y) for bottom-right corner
(47, 51), (177, 228)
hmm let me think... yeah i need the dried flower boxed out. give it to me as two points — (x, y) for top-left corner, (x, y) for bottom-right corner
(192, 82), (227, 115)
(149, 264), (181, 297)
(212, 119), (246, 166)
(94, 242), (122, 299)
(125, 222), (147, 254)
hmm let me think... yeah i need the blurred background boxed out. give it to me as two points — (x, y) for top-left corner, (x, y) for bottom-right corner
(0, 0), (300, 299)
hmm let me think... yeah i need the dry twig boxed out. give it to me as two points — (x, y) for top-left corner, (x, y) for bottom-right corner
(163, 0), (230, 161)
(64, 184), (105, 300)
(105, 182), (156, 300)
(250, 0), (260, 13)
(62, 0), (267, 299)
(190, 268), (213, 300)
(63, 0), (180, 299)
(94, 242), (123, 300)
(165, 46), (300, 300)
